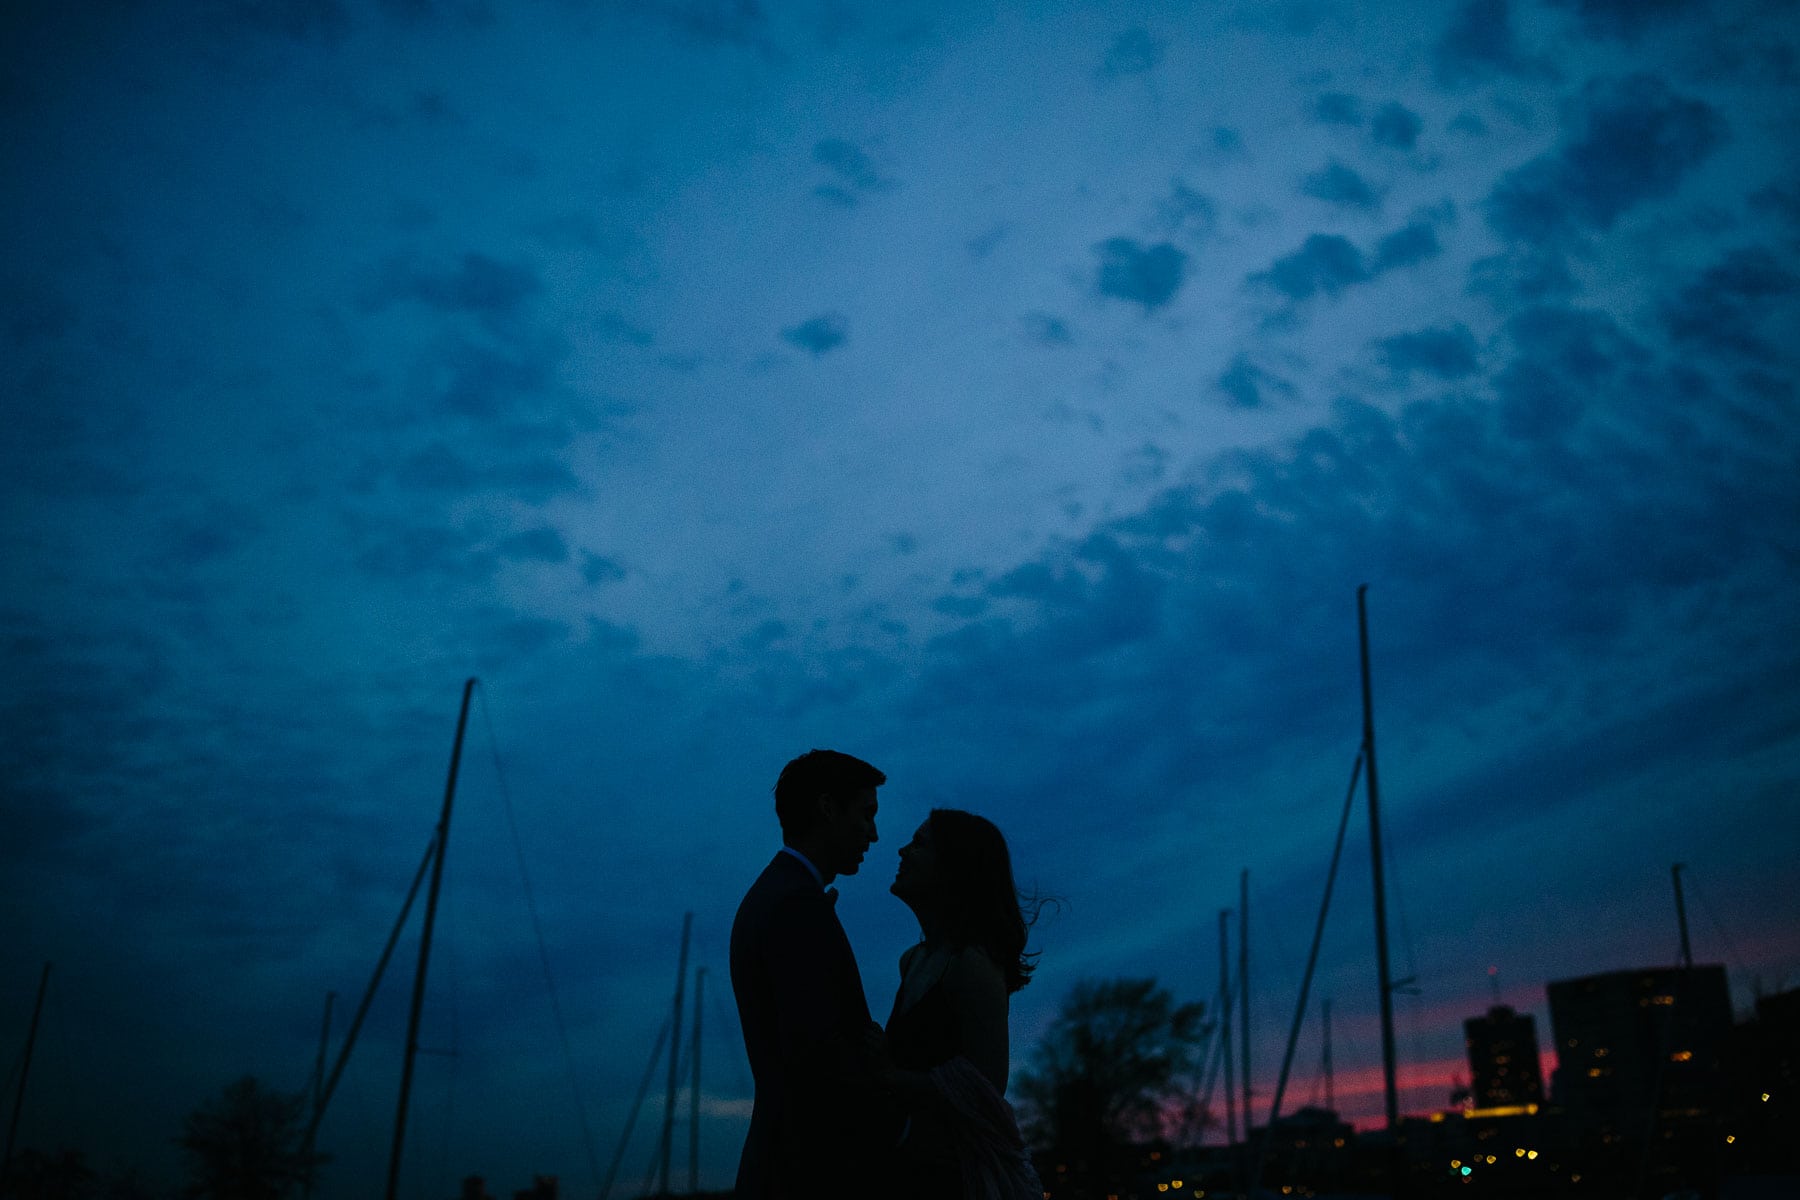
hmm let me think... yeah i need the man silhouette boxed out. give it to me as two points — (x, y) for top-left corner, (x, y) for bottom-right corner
(730, 749), (891, 1199)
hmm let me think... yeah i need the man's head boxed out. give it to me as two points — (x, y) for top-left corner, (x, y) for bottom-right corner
(774, 749), (886, 881)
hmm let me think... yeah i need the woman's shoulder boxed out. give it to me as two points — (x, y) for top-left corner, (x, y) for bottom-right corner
(944, 943), (1008, 1000)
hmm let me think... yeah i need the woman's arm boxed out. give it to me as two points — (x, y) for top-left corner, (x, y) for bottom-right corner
(947, 947), (1011, 1094)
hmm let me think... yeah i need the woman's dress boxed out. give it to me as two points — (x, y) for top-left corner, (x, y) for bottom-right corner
(885, 951), (1042, 1200)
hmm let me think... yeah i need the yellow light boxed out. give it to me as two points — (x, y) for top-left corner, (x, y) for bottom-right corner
(1671, 1050), (1692, 1062)
(1726, 1135), (1736, 1144)
(1515, 1148), (1526, 1157)
(1528, 1151), (1539, 1160)
(1451, 1160), (1462, 1169)
(1171, 1182), (1182, 1190)
(1762, 1093), (1771, 1102)
(1486, 1155), (1497, 1164)
(1158, 1185), (1169, 1194)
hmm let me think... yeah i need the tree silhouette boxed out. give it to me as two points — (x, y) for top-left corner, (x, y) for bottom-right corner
(1013, 977), (1209, 1191)
(177, 1077), (323, 1200)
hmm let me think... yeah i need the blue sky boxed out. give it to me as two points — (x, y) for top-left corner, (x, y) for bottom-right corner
(4, 0), (1798, 1193)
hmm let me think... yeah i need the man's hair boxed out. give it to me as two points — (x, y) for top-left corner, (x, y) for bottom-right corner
(774, 749), (886, 840)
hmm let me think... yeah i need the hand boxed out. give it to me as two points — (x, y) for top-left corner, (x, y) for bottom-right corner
(863, 1021), (899, 1085)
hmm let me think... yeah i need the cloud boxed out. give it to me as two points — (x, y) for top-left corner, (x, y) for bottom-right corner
(1310, 91), (1362, 126)
(782, 313), (848, 355)
(352, 524), (498, 581)
(1434, 0), (1546, 83)
(812, 139), (894, 204)
(223, 0), (354, 45)
(1371, 102), (1423, 150)
(662, 0), (769, 47)
(382, 253), (543, 323)
(1484, 74), (1725, 243)
(1372, 220), (1443, 271)
(1302, 161), (1382, 211)
(1216, 354), (1297, 409)
(1093, 239), (1187, 310)
(1255, 234), (1370, 301)
(1545, 0), (1698, 41)
(1023, 313), (1073, 346)
(1661, 246), (1800, 361)
(1099, 27), (1164, 77)
(1493, 305), (1648, 439)
(1376, 324), (1481, 379)
(1158, 183), (1218, 237)
(581, 552), (626, 585)
(436, 338), (562, 419)
(393, 441), (579, 505)
(495, 526), (570, 564)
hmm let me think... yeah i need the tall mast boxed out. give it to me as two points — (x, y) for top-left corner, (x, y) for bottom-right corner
(1322, 997), (1334, 1115)
(1357, 585), (1400, 1131)
(303, 990), (334, 1199)
(385, 676), (477, 1200)
(1219, 909), (1236, 1146)
(690, 966), (705, 1196)
(1239, 870), (1251, 1133)
(659, 912), (693, 1195)
(1671, 864), (1693, 970)
(2, 962), (50, 1181)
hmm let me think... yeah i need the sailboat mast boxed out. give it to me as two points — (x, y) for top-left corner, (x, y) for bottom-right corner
(1671, 863), (1694, 970)
(1219, 908), (1236, 1146)
(384, 676), (478, 1200)
(1239, 870), (1251, 1132)
(1357, 585), (1401, 1131)
(1322, 997), (1334, 1114)
(2, 962), (50, 1180)
(659, 912), (693, 1195)
(690, 966), (705, 1195)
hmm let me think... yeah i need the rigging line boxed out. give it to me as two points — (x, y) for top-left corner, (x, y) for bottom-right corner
(1248, 746), (1363, 1200)
(476, 686), (605, 1195)
(600, 1014), (672, 1200)
(1686, 874), (1745, 973)
(1196, 973), (1238, 1143)
(309, 834), (439, 1144)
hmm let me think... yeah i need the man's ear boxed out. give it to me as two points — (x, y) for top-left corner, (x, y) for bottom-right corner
(813, 791), (837, 823)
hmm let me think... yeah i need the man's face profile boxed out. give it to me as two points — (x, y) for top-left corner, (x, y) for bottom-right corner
(817, 786), (879, 877)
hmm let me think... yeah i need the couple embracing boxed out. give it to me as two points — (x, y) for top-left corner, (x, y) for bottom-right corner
(729, 749), (1044, 1200)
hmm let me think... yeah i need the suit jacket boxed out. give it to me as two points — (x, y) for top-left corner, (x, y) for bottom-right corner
(730, 851), (889, 1199)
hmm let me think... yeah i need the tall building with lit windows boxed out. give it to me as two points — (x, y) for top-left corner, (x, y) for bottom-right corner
(1545, 965), (1732, 1136)
(1464, 1004), (1545, 1109)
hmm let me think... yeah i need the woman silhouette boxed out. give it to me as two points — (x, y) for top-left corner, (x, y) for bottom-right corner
(871, 808), (1043, 1200)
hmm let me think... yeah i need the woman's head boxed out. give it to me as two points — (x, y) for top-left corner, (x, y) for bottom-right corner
(891, 808), (1037, 993)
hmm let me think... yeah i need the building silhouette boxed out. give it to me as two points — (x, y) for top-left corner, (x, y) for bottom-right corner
(1546, 964), (1732, 1141)
(1463, 1003), (1545, 1109)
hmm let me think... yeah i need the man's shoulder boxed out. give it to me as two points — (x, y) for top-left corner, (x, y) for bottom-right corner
(734, 853), (819, 925)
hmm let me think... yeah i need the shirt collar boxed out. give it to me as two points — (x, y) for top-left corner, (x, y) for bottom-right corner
(779, 845), (825, 889)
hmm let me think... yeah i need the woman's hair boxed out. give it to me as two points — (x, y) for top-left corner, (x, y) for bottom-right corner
(927, 808), (1040, 994)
